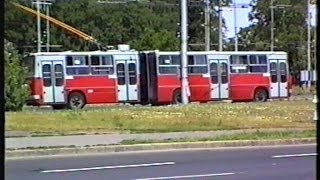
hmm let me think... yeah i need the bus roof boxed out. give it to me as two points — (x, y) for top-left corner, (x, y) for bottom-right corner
(156, 51), (287, 56)
(29, 50), (139, 56)
(28, 50), (287, 57)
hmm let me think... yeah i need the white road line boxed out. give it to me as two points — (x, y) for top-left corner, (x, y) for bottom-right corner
(272, 153), (317, 158)
(135, 172), (240, 180)
(40, 162), (175, 173)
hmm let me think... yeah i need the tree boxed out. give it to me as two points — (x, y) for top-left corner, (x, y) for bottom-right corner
(5, 0), (229, 52)
(5, 39), (30, 111)
(231, 0), (309, 75)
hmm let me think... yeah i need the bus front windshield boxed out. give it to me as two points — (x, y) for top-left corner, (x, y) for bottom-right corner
(22, 56), (35, 77)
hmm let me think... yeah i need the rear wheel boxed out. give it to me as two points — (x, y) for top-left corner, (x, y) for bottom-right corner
(172, 90), (182, 104)
(254, 89), (268, 102)
(68, 92), (86, 109)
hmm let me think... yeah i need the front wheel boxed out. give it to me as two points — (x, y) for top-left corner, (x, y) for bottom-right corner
(254, 89), (268, 102)
(172, 90), (182, 104)
(68, 92), (86, 109)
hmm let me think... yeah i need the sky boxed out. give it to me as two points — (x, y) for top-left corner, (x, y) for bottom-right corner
(221, 0), (317, 38)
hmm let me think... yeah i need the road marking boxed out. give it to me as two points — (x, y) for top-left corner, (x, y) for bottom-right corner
(272, 153), (317, 158)
(40, 162), (175, 173)
(135, 172), (240, 180)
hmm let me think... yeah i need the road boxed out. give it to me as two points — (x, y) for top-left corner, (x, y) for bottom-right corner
(5, 144), (316, 180)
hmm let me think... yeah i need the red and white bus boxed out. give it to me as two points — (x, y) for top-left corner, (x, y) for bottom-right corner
(205, 51), (292, 102)
(24, 45), (141, 109)
(140, 50), (292, 104)
(23, 45), (292, 109)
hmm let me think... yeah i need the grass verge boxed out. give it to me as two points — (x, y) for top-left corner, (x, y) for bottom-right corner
(5, 100), (316, 135)
(121, 130), (316, 145)
(291, 85), (315, 96)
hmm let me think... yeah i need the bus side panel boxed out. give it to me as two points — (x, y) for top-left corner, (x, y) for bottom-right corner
(188, 75), (211, 102)
(26, 77), (44, 105)
(139, 53), (148, 104)
(288, 74), (293, 97)
(65, 76), (117, 104)
(230, 74), (270, 101)
(157, 76), (180, 104)
(147, 53), (158, 104)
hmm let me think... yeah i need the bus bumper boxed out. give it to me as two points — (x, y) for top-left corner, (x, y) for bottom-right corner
(26, 95), (42, 106)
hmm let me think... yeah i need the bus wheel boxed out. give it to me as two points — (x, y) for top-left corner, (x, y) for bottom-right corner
(254, 89), (268, 102)
(172, 90), (182, 104)
(68, 92), (86, 109)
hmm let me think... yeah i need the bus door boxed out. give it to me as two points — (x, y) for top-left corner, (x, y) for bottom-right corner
(116, 58), (138, 101)
(41, 60), (65, 103)
(269, 59), (288, 98)
(209, 59), (229, 100)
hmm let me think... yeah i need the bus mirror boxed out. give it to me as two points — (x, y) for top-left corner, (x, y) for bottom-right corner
(164, 59), (171, 64)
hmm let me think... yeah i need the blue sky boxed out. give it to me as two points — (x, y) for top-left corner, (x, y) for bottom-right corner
(221, 0), (317, 38)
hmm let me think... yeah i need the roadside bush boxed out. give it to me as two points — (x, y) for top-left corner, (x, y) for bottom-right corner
(5, 39), (30, 111)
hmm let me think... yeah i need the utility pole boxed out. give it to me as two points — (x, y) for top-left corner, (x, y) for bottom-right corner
(46, 4), (50, 52)
(270, 0), (274, 51)
(314, 10), (317, 71)
(204, 0), (210, 51)
(181, 0), (189, 104)
(233, 1), (238, 51)
(36, 0), (41, 52)
(218, 0), (223, 51)
(307, 0), (311, 88)
(33, 0), (54, 52)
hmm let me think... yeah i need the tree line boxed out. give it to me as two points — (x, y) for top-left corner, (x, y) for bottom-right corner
(4, 0), (314, 111)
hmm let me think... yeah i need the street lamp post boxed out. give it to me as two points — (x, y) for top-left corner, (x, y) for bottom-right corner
(270, 0), (274, 51)
(32, 0), (54, 52)
(204, 0), (210, 51)
(230, 2), (250, 51)
(270, 3), (291, 51)
(36, 0), (41, 52)
(180, 0), (189, 104)
(218, 0), (223, 51)
(307, 0), (312, 88)
(233, 1), (237, 51)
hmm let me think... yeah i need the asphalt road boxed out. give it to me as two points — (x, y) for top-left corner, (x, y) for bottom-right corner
(5, 144), (316, 180)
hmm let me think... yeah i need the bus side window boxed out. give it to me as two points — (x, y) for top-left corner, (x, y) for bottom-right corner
(66, 55), (90, 75)
(90, 55), (114, 75)
(230, 55), (248, 73)
(187, 55), (207, 74)
(280, 62), (287, 82)
(158, 55), (179, 75)
(270, 62), (277, 83)
(249, 55), (268, 73)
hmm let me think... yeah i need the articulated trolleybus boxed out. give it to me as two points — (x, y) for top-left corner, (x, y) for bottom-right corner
(24, 45), (292, 109)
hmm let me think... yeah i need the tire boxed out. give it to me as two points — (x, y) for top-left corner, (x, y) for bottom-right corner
(172, 90), (182, 104)
(254, 89), (268, 102)
(52, 104), (66, 110)
(68, 92), (86, 109)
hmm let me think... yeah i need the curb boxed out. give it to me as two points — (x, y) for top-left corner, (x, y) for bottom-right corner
(6, 138), (316, 158)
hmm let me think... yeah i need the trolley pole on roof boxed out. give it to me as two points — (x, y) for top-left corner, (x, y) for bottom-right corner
(181, 0), (189, 104)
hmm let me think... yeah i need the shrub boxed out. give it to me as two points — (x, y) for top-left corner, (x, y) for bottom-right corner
(5, 39), (30, 111)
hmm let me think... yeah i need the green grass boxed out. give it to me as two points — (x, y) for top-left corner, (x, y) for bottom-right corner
(121, 130), (316, 145)
(292, 85), (316, 96)
(5, 100), (316, 135)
